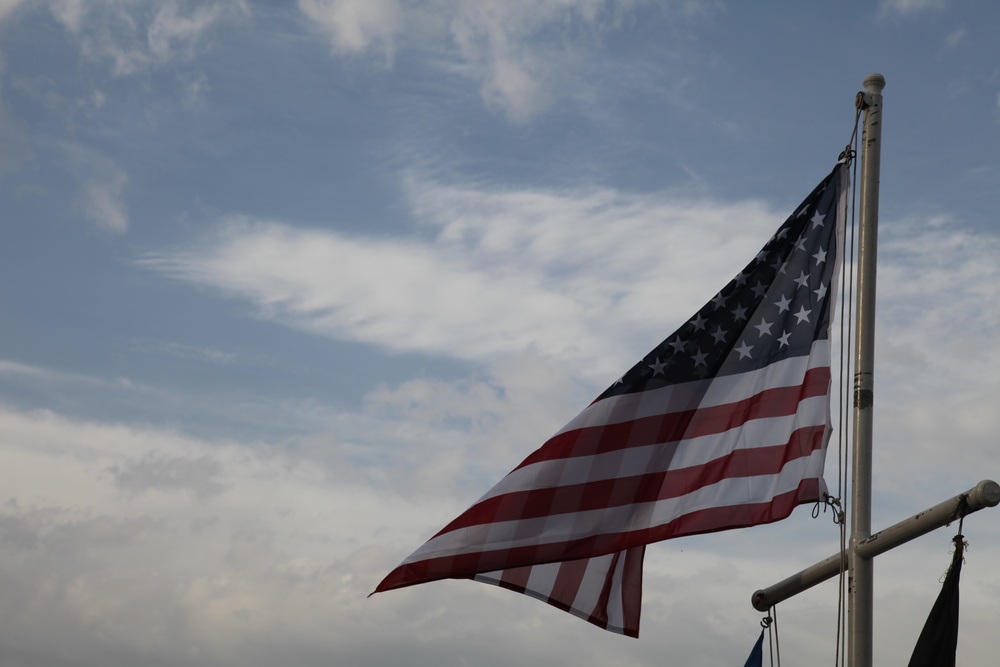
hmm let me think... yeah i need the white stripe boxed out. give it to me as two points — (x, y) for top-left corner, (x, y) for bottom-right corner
(565, 559), (602, 621)
(475, 551), (630, 632)
(467, 342), (830, 508)
(556, 340), (830, 436)
(403, 450), (825, 564)
(523, 560), (560, 596)
(603, 554), (627, 630)
(478, 394), (829, 501)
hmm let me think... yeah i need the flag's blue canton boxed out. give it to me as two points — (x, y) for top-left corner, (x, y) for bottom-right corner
(601, 169), (841, 400)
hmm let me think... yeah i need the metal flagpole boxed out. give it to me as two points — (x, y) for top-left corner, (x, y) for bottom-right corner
(849, 72), (885, 667)
(751, 73), (1000, 665)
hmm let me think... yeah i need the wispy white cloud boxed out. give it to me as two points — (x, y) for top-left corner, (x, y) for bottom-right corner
(297, 0), (403, 59)
(0, 54), (33, 179)
(137, 178), (1000, 507)
(146, 3), (232, 63)
(157, 342), (237, 365)
(880, 0), (947, 16)
(139, 181), (783, 382)
(48, 0), (84, 31)
(0, 348), (579, 501)
(944, 26), (965, 48)
(0, 0), (26, 23)
(51, 142), (132, 232)
(440, 0), (572, 123)
(179, 71), (210, 108)
(0, 359), (143, 389)
(78, 159), (129, 232)
(0, 356), (346, 444)
(297, 0), (710, 124)
(44, 0), (246, 79)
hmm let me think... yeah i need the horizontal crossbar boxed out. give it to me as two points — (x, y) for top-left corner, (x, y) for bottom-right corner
(751, 479), (1000, 611)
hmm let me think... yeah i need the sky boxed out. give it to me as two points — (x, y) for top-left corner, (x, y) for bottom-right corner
(2, 0), (1000, 665)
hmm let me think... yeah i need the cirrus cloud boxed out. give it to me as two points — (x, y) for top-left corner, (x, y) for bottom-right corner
(297, 0), (713, 123)
(138, 178), (785, 382)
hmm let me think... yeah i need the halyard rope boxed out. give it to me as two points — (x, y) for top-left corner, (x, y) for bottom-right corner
(832, 99), (863, 667)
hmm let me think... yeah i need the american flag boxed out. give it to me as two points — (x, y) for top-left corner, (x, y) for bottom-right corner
(375, 163), (849, 637)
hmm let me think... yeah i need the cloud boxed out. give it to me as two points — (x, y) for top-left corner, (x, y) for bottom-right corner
(0, 406), (315, 666)
(0, 351), (579, 501)
(137, 175), (1000, 506)
(43, 0), (247, 77)
(944, 26), (965, 48)
(868, 217), (1000, 498)
(441, 0), (572, 123)
(350, 351), (590, 496)
(297, 0), (708, 124)
(146, 3), (231, 62)
(0, 357), (338, 451)
(156, 342), (237, 365)
(2, 334), (1000, 666)
(0, 54), (34, 179)
(879, 0), (947, 16)
(135, 171), (1000, 514)
(297, 0), (403, 58)
(140, 179), (785, 382)
(0, 0), (25, 23)
(107, 451), (226, 499)
(179, 71), (210, 108)
(48, 0), (84, 31)
(9, 174), (1000, 663)
(0, 398), (639, 666)
(78, 159), (129, 232)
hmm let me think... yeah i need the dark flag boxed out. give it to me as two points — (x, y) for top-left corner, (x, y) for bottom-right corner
(375, 163), (849, 636)
(907, 537), (964, 667)
(743, 629), (764, 667)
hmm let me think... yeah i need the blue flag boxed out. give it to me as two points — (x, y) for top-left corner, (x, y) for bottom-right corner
(743, 629), (764, 667)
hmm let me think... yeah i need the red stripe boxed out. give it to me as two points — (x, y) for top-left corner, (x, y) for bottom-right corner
(619, 546), (644, 638)
(583, 546), (644, 636)
(585, 549), (622, 628)
(375, 478), (821, 593)
(497, 564), (532, 592)
(433, 423), (826, 537)
(548, 558), (590, 611)
(477, 562), (581, 603)
(516, 367), (830, 470)
(482, 546), (646, 635)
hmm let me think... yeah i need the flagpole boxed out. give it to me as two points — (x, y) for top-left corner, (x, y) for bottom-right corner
(754, 71), (996, 662)
(849, 72), (885, 667)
